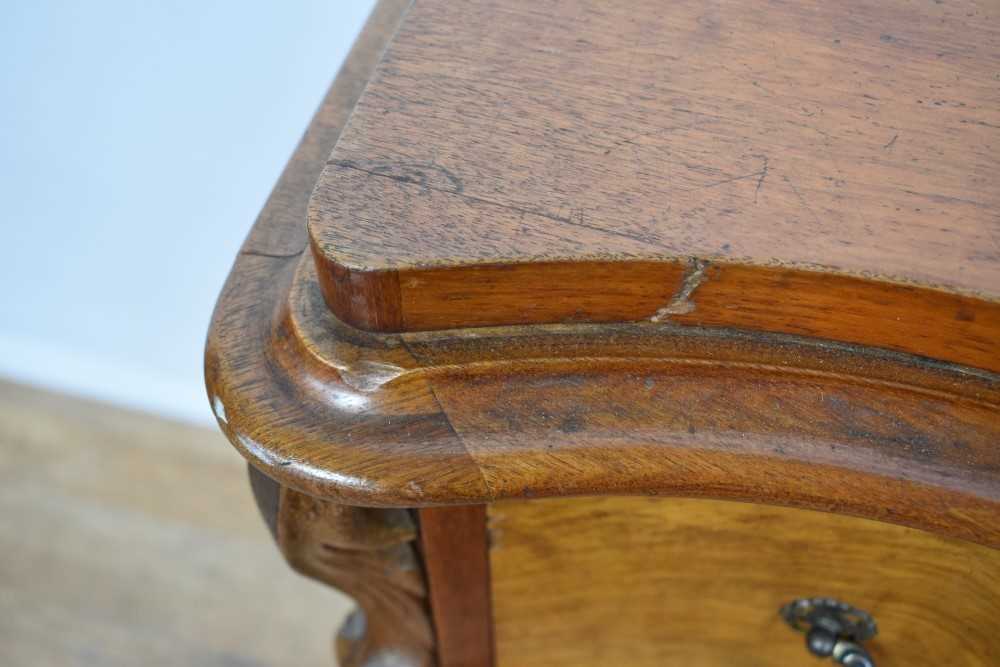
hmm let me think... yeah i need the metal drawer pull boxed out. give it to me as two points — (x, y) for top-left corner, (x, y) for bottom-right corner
(780, 597), (877, 667)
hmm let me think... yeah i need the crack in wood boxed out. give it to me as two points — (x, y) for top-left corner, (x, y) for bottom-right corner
(651, 258), (710, 321)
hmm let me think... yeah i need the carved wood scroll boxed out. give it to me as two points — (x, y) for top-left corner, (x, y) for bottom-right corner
(265, 473), (435, 667)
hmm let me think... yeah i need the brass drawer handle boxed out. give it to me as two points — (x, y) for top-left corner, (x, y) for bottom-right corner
(780, 597), (877, 667)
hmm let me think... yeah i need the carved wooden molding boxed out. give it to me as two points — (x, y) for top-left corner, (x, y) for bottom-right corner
(274, 484), (435, 667)
(204, 0), (1000, 549)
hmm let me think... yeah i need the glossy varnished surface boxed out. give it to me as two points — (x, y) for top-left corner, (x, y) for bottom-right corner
(209, 251), (1000, 546)
(206, 3), (1000, 663)
(489, 496), (1000, 667)
(308, 0), (1000, 372)
(205, 0), (1000, 548)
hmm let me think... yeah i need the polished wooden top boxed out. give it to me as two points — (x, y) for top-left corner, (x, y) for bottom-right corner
(308, 0), (999, 371)
(206, 0), (1000, 546)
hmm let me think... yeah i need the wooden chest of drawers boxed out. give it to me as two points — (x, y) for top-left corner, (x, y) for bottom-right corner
(206, 1), (1000, 664)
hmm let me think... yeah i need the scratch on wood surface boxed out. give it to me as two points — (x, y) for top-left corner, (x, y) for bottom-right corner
(754, 156), (769, 203)
(783, 175), (823, 226)
(651, 258), (710, 321)
(332, 159), (465, 194)
(681, 155), (769, 202)
(685, 169), (763, 192)
(334, 159), (657, 245)
(241, 248), (305, 260)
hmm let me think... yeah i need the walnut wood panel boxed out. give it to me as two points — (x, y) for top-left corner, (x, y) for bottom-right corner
(240, 0), (411, 260)
(307, 0), (1000, 374)
(418, 506), (494, 667)
(205, 0), (1000, 550)
(207, 3), (1000, 664)
(274, 484), (434, 667)
(489, 496), (1000, 667)
(208, 247), (1000, 546)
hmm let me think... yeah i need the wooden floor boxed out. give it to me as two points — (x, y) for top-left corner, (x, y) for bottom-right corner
(0, 380), (352, 667)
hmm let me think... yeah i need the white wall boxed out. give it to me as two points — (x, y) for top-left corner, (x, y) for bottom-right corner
(0, 1), (376, 424)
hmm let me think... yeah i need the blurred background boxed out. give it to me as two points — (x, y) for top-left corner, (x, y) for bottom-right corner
(1, 1), (375, 664)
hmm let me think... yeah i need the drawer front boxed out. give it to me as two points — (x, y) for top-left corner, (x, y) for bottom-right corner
(488, 497), (1000, 666)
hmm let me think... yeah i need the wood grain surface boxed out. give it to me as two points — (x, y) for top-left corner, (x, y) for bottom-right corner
(205, 0), (1000, 546)
(308, 0), (1000, 373)
(205, 4), (1000, 662)
(209, 244), (1000, 546)
(489, 496), (1000, 667)
(418, 506), (494, 667)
